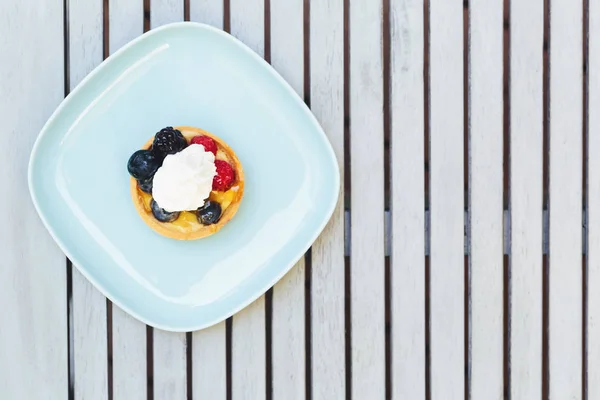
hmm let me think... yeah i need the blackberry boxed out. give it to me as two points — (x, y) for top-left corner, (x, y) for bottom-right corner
(152, 127), (187, 158)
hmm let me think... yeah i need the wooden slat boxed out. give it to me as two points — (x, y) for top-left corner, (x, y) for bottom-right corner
(271, 0), (304, 95)
(108, 2), (147, 399)
(390, 0), (425, 398)
(549, 0), (583, 397)
(349, 0), (385, 398)
(509, 0), (543, 398)
(190, 0), (223, 29)
(469, 0), (504, 398)
(149, 2), (188, 398)
(68, 1), (109, 398)
(193, 322), (226, 399)
(112, 309), (146, 400)
(589, 1), (600, 398)
(309, 0), (346, 398)
(69, 0), (104, 87)
(230, 1), (266, 399)
(109, 0), (143, 53)
(270, 0), (305, 398)
(272, 263), (305, 399)
(150, 0), (184, 29)
(230, 0), (265, 58)
(154, 330), (187, 399)
(0, 0), (68, 397)
(429, 1), (465, 398)
(188, 2), (226, 399)
(72, 273), (108, 400)
(232, 298), (266, 399)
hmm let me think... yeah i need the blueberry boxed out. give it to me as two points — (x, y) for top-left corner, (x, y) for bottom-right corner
(152, 127), (187, 158)
(127, 149), (160, 181)
(138, 176), (153, 194)
(197, 201), (222, 225)
(151, 199), (180, 223)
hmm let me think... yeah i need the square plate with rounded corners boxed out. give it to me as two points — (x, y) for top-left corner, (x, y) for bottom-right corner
(28, 22), (339, 332)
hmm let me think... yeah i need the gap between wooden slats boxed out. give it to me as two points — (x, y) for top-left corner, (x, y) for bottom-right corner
(382, 0), (392, 396)
(587, 0), (599, 398)
(0, 0), (68, 398)
(188, 1), (227, 399)
(389, 0), (426, 398)
(67, 1), (109, 399)
(542, 0), (551, 396)
(270, 0), (307, 399)
(582, 0), (589, 396)
(469, 0), (504, 398)
(309, 0), (346, 398)
(463, 5), (471, 398)
(548, 0), (584, 397)
(107, 1), (148, 399)
(105, 0), (114, 389)
(502, 2), (511, 395)
(229, 1), (268, 399)
(429, 1), (465, 399)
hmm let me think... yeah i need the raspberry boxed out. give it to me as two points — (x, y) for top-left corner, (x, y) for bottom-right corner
(190, 135), (218, 155)
(213, 160), (235, 191)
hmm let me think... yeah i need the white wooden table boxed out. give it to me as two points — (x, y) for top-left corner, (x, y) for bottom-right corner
(1, 0), (598, 399)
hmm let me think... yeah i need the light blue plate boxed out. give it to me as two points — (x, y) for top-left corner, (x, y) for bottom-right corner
(28, 22), (339, 332)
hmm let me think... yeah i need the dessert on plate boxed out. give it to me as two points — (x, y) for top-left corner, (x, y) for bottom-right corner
(127, 126), (244, 240)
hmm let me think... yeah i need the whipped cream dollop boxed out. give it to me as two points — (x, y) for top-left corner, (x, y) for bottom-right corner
(152, 144), (217, 212)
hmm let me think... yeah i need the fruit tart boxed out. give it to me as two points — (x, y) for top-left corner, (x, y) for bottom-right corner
(127, 126), (244, 240)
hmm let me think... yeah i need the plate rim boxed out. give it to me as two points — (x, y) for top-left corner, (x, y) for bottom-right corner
(27, 21), (340, 332)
